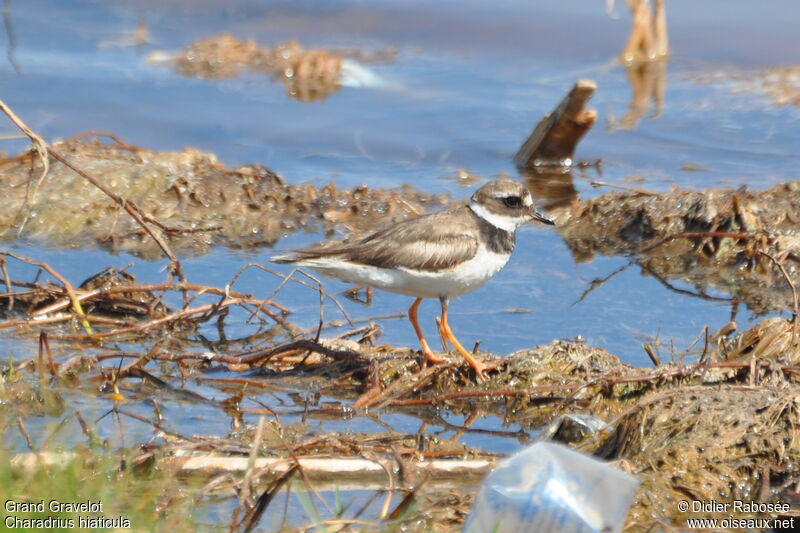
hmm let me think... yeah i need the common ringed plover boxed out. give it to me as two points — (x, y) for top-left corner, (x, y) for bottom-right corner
(273, 177), (554, 381)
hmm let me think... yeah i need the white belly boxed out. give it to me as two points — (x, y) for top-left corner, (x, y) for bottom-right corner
(298, 246), (511, 298)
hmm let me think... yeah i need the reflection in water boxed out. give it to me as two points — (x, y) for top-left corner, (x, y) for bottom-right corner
(98, 17), (150, 49)
(2, 0), (20, 74)
(523, 167), (578, 211)
(609, 58), (668, 130)
(556, 178), (800, 318)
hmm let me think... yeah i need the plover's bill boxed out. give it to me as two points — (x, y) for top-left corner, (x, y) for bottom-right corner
(272, 177), (554, 381)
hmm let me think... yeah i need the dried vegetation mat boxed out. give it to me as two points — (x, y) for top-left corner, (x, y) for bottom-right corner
(557, 180), (800, 315)
(0, 133), (444, 259)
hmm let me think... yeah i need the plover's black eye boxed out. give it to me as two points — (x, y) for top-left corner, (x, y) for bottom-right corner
(503, 195), (523, 208)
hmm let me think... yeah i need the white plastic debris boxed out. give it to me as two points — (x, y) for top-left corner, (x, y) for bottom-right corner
(339, 59), (386, 88)
(464, 441), (639, 533)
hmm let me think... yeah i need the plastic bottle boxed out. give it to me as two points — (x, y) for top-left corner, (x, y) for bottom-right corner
(464, 441), (639, 533)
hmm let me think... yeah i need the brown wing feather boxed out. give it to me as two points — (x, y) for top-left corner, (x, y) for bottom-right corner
(283, 206), (479, 272)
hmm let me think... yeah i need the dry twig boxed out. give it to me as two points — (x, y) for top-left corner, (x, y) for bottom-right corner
(0, 99), (49, 233)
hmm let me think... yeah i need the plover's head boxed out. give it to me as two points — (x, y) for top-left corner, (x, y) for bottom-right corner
(469, 177), (554, 232)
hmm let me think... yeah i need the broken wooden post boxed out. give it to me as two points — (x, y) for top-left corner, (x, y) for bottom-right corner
(514, 79), (597, 169)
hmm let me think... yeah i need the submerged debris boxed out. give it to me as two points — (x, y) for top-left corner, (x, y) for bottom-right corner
(695, 66), (800, 108)
(728, 66), (800, 108)
(752, 66), (800, 107)
(151, 33), (395, 101)
(175, 34), (341, 101)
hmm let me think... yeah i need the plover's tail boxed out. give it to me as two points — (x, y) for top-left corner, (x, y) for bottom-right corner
(271, 247), (347, 265)
(270, 251), (300, 264)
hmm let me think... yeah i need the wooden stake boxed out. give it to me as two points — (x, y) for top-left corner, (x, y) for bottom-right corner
(514, 80), (597, 169)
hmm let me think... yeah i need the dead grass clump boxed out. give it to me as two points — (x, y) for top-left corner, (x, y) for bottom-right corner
(0, 266), (171, 322)
(0, 135), (445, 259)
(725, 317), (800, 363)
(74, 267), (170, 318)
(174, 33), (262, 79)
(559, 181), (800, 314)
(504, 339), (626, 382)
(593, 386), (800, 529)
(162, 33), (397, 101)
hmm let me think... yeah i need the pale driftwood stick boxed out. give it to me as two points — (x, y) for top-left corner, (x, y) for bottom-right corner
(10, 452), (496, 491)
(169, 455), (495, 488)
(514, 80), (597, 169)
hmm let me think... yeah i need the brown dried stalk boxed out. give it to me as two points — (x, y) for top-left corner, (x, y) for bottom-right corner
(0, 100), (191, 295)
(758, 250), (799, 337)
(0, 250), (93, 333)
(0, 99), (49, 233)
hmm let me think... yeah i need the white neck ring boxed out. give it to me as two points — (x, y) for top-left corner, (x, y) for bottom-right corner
(469, 202), (521, 232)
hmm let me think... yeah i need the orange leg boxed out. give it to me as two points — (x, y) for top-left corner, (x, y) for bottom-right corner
(438, 297), (486, 382)
(408, 297), (444, 364)
(435, 316), (449, 351)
